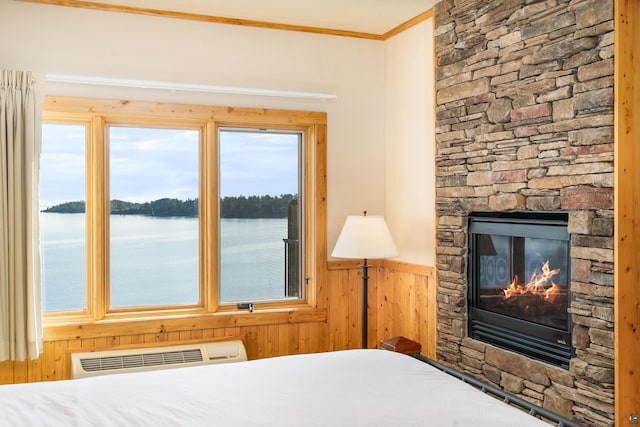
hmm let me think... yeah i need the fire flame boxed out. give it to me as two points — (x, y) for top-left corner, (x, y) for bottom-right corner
(502, 260), (561, 301)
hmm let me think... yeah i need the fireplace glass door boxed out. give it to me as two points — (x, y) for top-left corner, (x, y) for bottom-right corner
(477, 234), (569, 329)
(469, 212), (572, 368)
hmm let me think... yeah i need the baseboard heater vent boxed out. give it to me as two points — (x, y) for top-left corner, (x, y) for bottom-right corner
(71, 340), (247, 379)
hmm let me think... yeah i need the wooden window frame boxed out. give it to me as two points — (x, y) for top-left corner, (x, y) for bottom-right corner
(42, 96), (327, 340)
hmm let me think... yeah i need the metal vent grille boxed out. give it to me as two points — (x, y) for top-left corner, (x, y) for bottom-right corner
(80, 349), (204, 373)
(71, 340), (247, 379)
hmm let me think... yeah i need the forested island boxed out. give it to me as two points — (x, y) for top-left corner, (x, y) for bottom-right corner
(42, 194), (297, 218)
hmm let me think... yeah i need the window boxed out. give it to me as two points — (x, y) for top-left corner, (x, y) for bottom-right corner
(108, 126), (200, 309)
(40, 97), (326, 325)
(218, 128), (303, 303)
(40, 123), (87, 312)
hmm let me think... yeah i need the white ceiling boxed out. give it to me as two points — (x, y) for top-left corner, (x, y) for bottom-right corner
(78, 0), (438, 35)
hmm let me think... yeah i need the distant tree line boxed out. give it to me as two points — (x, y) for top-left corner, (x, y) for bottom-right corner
(45, 200), (86, 213)
(220, 194), (296, 218)
(42, 194), (297, 218)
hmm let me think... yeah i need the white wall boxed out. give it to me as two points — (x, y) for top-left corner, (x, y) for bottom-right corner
(0, 0), (435, 266)
(384, 19), (435, 266)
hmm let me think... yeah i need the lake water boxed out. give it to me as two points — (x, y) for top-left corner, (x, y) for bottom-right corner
(40, 213), (289, 312)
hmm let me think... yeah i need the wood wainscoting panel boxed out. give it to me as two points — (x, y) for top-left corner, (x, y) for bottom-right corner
(379, 261), (436, 359)
(0, 260), (435, 384)
(327, 259), (436, 357)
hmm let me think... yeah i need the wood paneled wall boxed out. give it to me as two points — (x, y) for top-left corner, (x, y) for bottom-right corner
(615, 0), (640, 423)
(326, 260), (435, 356)
(0, 260), (435, 384)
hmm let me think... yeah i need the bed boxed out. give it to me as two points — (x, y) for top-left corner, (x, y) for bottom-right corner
(0, 349), (567, 426)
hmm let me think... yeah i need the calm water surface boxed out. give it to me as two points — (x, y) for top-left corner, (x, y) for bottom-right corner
(41, 213), (287, 312)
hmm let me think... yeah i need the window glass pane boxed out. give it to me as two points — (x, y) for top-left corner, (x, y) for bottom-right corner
(40, 124), (87, 312)
(219, 129), (302, 303)
(109, 127), (199, 309)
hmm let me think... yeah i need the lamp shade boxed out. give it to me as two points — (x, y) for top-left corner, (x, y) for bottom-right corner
(331, 215), (398, 260)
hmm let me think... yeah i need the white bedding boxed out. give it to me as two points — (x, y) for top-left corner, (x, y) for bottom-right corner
(0, 349), (551, 426)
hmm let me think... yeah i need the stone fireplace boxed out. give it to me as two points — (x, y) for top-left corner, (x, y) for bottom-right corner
(433, 0), (614, 426)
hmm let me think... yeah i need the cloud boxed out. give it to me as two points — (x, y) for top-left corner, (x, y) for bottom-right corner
(40, 124), (86, 208)
(219, 130), (299, 197)
(109, 127), (199, 202)
(40, 124), (301, 207)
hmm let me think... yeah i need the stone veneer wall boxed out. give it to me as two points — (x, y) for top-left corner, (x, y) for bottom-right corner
(433, 0), (614, 426)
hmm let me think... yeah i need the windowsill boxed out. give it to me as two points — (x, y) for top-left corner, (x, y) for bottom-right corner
(43, 306), (327, 341)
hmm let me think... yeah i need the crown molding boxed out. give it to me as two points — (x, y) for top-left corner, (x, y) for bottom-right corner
(17, 0), (432, 40)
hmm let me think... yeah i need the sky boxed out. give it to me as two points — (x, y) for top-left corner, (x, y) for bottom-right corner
(39, 124), (300, 209)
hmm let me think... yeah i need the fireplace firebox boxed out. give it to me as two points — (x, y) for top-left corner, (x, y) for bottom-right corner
(468, 212), (573, 368)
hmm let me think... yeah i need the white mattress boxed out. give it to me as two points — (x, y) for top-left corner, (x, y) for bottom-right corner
(0, 349), (551, 426)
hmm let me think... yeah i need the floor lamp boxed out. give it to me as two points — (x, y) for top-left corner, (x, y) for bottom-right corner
(331, 212), (398, 349)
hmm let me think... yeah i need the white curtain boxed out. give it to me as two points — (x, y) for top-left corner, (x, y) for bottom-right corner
(0, 69), (43, 361)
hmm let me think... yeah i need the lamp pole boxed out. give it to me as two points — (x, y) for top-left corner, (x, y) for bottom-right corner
(362, 258), (369, 349)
